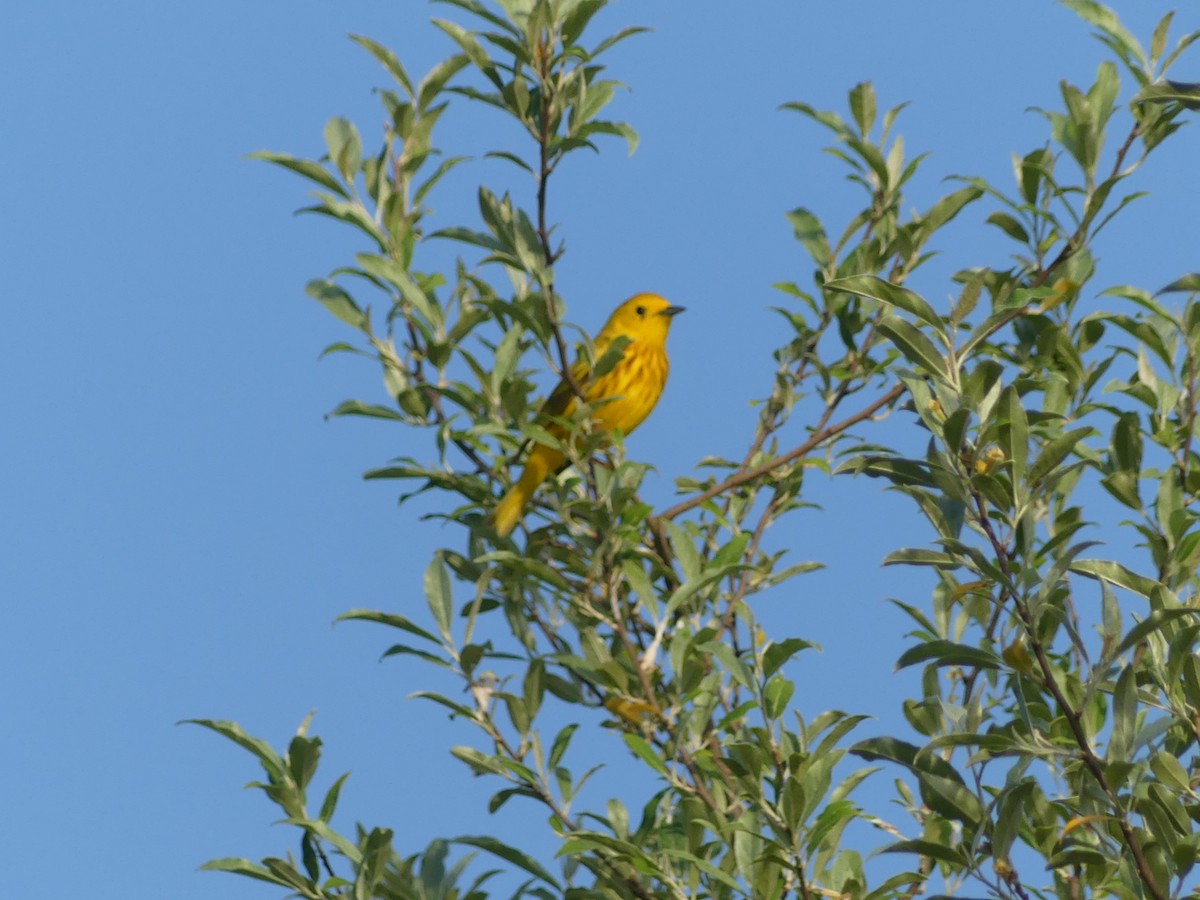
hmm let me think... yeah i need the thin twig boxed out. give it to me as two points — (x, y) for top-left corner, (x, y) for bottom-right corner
(660, 382), (905, 521)
(531, 33), (584, 403)
(314, 839), (336, 880)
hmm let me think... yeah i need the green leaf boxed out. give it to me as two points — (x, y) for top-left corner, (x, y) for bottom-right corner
(424, 556), (453, 642)
(1046, 846), (1110, 868)
(248, 151), (348, 198)
(1029, 426), (1094, 485)
(183, 719), (287, 780)
(418, 55), (470, 110)
(560, 0), (605, 45)
(296, 845), (325, 889)
(1063, 1), (1146, 70)
(523, 658), (545, 720)
(991, 778), (1036, 862)
(354, 827), (394, 894)
(300, 196), (385, 247)
(959, 309), (1023, 360)
(787, 208), (832, 268)
(286, 729), (321, 793)
(316, 772), (349, 824)
(1018, 147), (1053, 204)
(450, 745), (508, 776)
(888, 599), (938, 635)
(841, 455), (936, 487)
(485, 150), (533, 174)
(876, 317), (950, 380)
(337, 609), (440, 644)
(854, 739), (984, 827)
(328, 400), (404, 420)
(883, 548), (959, 569)
(324, 116), (362, 182)
(1111, 608), (1200, 661)
(418, 838), (449, 895)
(879, 839), (966, 867)
(1135, 80), (1200, 110)
(659, 847), (746, 893)
(382, 643), (450, 666)
(922, 185), (983, 232)
(433, 226), (507, 254)
(286, 817), (362, 864)
(350, 34), (414, 94)
(1101, 470), (1142, 510)
(549, 723), (578, 770)
(199, 858), (299, 888)
(306, 279), (366, 330)
(576, 119), (640, 155)
(1000, 386), (1028, 499)
(590, 334), (632, 381)
(588, 24), (651, 60)
(826, 275), (944, 333)
(355, 253), (440, 325)
(917, 771), (984, 828)
(782, 101), (851, 138)
(1150, 751), (1192, 793)
(762, 637), (816, 678)
(849, 736), (965, 784)
(894, 640), (1003, 671)
(811, 714), (870, 761)
(1151, 12), (1174, 62)
(863, 873), (928, 900)
(423, 694), (476, 718)
(1070, 558), (1160, 597)
(763, 675), (795, 719)
(665, 521), (702, 584)
(622, 733), (669, 775)
(1108, 664), (1136, 761)
(700, 641), (754, 690)
(1111, 411), (1143, 475)
(985, 211), (1030, 244)
(431, 18), (492, 71)
(849, 81), (877, 135)
(1159, 273), (1200, 295)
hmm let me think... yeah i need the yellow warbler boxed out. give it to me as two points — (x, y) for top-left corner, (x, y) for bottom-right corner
(603, 693), (659, 727)
(490, 293), (684, 537)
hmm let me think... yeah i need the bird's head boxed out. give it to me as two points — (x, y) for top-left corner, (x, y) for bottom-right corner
(602, 293), (685, 348)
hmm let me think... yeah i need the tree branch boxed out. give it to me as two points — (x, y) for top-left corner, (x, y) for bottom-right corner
(532, 33), (584, 403)
(970, 490), (1165, 900)
(660, 382), (905, 520)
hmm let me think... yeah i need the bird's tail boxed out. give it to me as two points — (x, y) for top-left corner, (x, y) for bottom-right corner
(490, 451), (555, 537)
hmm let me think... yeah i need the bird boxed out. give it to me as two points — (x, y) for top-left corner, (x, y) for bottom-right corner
(490, 293), (684, 537)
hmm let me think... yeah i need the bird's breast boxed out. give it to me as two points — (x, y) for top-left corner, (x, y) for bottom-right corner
(590, 345), (669, 436)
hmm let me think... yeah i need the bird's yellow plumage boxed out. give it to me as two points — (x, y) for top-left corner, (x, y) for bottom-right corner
(490, 293), (684, 537)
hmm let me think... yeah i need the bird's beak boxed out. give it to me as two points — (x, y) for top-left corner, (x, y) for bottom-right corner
(661, 305), (686, 317)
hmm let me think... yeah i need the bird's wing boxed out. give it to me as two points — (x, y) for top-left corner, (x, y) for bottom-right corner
(502, 355), (588, 468)
(539, 354), (591, 422)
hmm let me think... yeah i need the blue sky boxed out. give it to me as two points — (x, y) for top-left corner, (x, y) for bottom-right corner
(4, 2), (1198, 897)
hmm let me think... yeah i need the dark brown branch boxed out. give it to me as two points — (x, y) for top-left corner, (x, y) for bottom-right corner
(313, 838), (336, 880)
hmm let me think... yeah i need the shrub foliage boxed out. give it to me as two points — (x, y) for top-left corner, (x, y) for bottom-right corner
(194, 2), (1200, 897)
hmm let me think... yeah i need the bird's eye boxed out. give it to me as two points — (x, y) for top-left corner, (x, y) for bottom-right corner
(635, 305), (646, 317)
